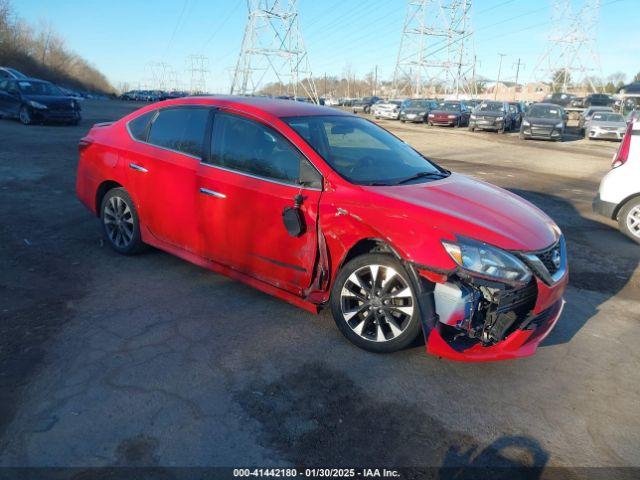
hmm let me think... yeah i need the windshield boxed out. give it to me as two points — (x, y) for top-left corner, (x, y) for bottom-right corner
(440, 102), (461, 112)
(284, 115), (446, 186)
(17, 81), (63, 96)
(478, 102), (503, 112)
(404, 100), (429, 108)
(527, 105), (562, 119)
(592, 113), (625, 122)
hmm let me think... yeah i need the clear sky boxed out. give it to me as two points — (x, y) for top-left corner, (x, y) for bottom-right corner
(12, 0), (640, 93)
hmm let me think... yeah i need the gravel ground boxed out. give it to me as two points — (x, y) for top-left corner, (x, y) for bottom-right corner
(0, 100), (638, 476)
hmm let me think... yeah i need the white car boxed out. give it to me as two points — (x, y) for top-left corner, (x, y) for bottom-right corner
(593, 120), (640, 243)
(372, 100), (403, 120)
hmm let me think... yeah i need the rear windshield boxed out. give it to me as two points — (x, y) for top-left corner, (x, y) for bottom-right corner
(527, 105), (562, 119)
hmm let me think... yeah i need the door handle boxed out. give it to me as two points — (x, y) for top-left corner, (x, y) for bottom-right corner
(199, 187), (226, 199)
(129, 163), (148, 173)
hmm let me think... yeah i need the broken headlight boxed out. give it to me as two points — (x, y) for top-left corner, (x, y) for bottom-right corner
(442, 237), (532, 286)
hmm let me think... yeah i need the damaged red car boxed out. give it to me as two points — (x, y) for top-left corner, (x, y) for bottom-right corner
(76, 97), (568, 362)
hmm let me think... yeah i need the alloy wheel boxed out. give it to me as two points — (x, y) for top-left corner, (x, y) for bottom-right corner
(103, 195), (135, 248)
(19, 107), (31, 125)
(627, 205), (640, 239)
(340, 264), (415, 342)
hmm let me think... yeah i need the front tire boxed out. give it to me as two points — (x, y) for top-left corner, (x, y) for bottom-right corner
(619, 198), (640, 244)
(19, 106), (32, 125)
(100, 188), (146, 254)
(330, 253), (422, 353)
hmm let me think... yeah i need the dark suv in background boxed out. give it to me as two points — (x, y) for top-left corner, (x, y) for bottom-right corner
(468, 101), (512, 133)
(584, 93), (613, 107)
(520, 103), (566, 141)
(352, 96), (380, 114)
(399, 98), (438, 123)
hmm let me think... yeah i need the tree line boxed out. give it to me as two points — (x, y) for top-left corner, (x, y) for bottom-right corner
(0, 0), (113, 94)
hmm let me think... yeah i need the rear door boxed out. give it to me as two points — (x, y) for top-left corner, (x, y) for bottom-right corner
(123, 106), (212, 254)
(197, 111), (323, 294)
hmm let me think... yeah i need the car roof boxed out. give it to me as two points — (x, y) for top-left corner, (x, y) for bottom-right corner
(166, 95), (351, 118)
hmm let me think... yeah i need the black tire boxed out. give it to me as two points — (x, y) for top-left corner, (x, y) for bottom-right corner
(400, 119), (405, 123)
(19, 105), (32, 125)
(618, 198), (640, 244)
(100, 188), (146, 255)
(468, 125), (475, 132)
(330, 253), (422, 353)
(519, 130), (525, 140)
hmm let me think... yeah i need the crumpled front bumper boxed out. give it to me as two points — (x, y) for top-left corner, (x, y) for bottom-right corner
(423, 272), (568, 362)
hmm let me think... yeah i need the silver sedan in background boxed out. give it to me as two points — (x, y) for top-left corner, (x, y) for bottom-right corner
(587, 112), (628, 141)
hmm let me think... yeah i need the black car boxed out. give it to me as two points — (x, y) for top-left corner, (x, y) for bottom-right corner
(468, 101), (512, 133)
(542, 92), (575, 107)
(584, 93), (613, 107)
(399, 98), (438, 123)
(0, 78), (81, 125)
(519, 103), (566, 141)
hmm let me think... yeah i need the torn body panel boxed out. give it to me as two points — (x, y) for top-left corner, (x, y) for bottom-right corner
(424, 270), (567, 361)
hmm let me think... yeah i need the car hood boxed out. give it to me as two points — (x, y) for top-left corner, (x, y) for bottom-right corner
(526, 116), (561, 126)
(367, 173), (558, 252)
(23, 94), (76, 108)
(591, 121), (626, 128)
(403, 107), (428, 113)
(475, 111), (504, 117)
(377, 103), (399, 109)
(431, 110), (460, 116)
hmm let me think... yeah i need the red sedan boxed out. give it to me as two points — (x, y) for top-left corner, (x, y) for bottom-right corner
(76, 96), (567, 361)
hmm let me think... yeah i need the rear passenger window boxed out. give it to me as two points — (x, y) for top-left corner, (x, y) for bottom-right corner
(208, 112), (309, 185)
(148, 108), (210, 157)
(128, 110), (155, 142)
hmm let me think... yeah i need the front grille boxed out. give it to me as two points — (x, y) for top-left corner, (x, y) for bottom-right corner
(536, 243), (561, 276)
(531, 127), (552, 134)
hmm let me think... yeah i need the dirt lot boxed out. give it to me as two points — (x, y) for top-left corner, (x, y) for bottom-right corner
(0, 100), (638, 475)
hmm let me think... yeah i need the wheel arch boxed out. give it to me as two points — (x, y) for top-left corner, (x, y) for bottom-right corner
(95, 180), (123, 216)
(613, 192), (640, 220)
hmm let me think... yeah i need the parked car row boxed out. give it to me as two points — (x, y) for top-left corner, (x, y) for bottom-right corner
(350, 94), (630, 143)
(120, 90), (190, 102)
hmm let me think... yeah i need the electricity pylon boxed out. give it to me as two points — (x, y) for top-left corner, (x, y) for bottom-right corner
(532, 0), (602, 92)
(392, 0), (475, 98)
(231, 0), (318, 102)
(187, 54), (209, 94)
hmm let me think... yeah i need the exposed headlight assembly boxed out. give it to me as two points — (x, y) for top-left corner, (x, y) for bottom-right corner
(442, 237), (532, 285)
(470, 114), (476, 119)
(447, 114), (457, 119)
(522, 119), (530, 126)
(28, 100), (48, 109)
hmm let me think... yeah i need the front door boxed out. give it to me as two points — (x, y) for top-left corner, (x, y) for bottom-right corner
(197, 111), (323, 294)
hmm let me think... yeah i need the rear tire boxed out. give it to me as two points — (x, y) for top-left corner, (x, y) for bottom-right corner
(468, 125), (475, 132)
(618, 198), (640, 244)
(330, 253), (422, 353)
(100, 188), (146, 255)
